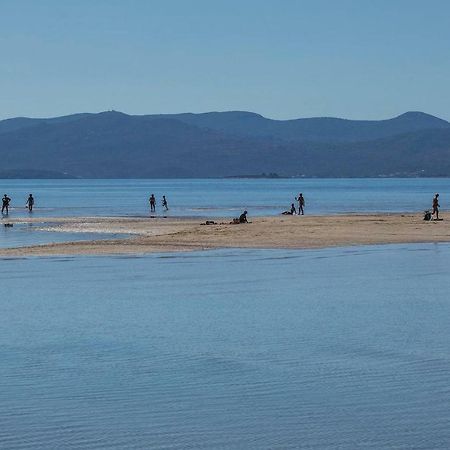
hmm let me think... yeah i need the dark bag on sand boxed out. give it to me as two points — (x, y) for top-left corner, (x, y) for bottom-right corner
(423, 210), (432, 221)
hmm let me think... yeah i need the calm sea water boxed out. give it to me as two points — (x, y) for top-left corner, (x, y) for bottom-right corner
(0, 178), (448, 218)
(0, 223), (124, 249)
(1, 244), (450, 449)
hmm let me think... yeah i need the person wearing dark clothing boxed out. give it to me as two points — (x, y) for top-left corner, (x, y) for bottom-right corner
(432, 193), (440, 220)
(2, 194), (11, 215)
(239, 210), (248, 223)
(26, 194), (34, 212)
(149, 194), (156, 212)
(282, 203), (297, 215)
(296, 193), (305, 215)
(162, 195), (168, 211)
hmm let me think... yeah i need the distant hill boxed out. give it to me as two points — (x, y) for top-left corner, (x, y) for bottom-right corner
(0, 113), (93, 135)
(2, 110), (449, 143)
(150, 110), (450, 143)
(0, 110), (449, 178)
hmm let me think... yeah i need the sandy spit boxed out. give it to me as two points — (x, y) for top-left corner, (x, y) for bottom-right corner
(0, 214), (448, 256)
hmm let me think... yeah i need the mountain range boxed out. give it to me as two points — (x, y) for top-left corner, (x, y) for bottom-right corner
(0, 110), (449, 178)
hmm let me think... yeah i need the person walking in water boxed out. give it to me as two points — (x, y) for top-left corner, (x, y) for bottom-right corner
(296, 193), (305, 215)
(26, 194), (34, 212)
(2, 194), (11, 215)
(149, 194), (156, 213)
(162, 195), (168, 211)
(432, 193), (440, 220)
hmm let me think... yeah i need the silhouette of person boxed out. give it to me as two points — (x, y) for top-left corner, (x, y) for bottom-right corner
(149, 194), (156, 212)
(239, 210), (248, 223)
(162, 195), (168, 211)
(2, 194), (11, 215)
(432, 193), (440, 220)
(296, 193), (305, 215)
(26, 194), (34, 212)
(282, 203), (297, 215)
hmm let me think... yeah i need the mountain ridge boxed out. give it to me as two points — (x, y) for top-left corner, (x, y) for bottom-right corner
(1, 110), (449, 143)
(0, 110), (449, 178)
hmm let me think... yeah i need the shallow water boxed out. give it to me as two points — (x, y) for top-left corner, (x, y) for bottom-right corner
(0, 223), (124, 249)
(1, 244), (450, 448)
(0, 178), (448, 218)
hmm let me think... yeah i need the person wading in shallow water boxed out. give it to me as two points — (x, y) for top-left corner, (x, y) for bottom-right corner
(149, 194), (156, 212)
(432, 193), (440, 220)
(162, 195), (168, 211)
(26, 194), (34, 212)
(2, 194), (11, 215)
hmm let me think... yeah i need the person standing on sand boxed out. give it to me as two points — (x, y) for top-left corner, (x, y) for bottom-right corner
(432, 193), (440, 220)
(2, 194), (11, 215)
(296, 193), (305, 215)
(162, 195), (168, 211)
(149, 194), (156, 212)
(26, 194), (34, 212)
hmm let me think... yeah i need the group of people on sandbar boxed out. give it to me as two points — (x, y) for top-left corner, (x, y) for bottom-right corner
(0, 190), (444, 221)
(149, 194), (168, 213)
(282, 193), (305, 215)
(1, 193), (34, 215)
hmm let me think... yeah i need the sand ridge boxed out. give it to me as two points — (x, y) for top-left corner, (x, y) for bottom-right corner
(0, 213), (448, 256)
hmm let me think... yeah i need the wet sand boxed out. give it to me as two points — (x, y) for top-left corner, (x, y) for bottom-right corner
(0, 213), (448, 256)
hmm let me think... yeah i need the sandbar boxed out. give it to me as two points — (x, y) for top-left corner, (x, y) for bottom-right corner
(0, 213), (448, 257)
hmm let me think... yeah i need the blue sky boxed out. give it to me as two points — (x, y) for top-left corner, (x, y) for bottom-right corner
(1, 0), (449, 120)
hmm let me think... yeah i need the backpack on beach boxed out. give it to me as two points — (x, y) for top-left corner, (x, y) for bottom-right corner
(423, 210), (432, 221)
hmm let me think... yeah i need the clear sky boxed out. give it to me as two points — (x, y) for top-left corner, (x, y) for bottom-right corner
(1, 0), (449, 120)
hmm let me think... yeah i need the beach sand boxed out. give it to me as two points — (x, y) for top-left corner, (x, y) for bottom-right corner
(0, 213), (448, 256)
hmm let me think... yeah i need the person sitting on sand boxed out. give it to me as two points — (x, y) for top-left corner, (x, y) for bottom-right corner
(239, 210), (248, 223)
(26, 194), (34, 212)
(162, 195), (168, 211)
(282, 203), (297, 215)
(296, 193), (305, 215)
(2, 194), (11, 215)
(149, 194), (156, 212)
(432, 193), (440, 220)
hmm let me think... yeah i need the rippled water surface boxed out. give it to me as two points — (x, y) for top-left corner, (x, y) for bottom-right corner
(0, 178), (449, 218)
(1, 245), (450, 448)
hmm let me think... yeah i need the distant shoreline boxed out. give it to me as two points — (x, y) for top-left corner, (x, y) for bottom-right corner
(2, 175), (450, 180)
(0, 213), (448, 257)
